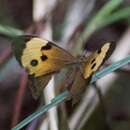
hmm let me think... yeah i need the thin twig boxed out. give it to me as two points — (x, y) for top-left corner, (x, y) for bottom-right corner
(11, 70), (28, 128)
(11, 55), (130, 130)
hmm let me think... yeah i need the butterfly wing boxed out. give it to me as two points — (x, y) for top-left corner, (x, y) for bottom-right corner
(28, 74), (52, 99)
(12, 35), (76, 77)
(59, 66), (89, 104)
(12, 35), (76, 99)
(83, 43), (111, 79)
(61, 43), (112, 104)
(68, 67), (89, 104)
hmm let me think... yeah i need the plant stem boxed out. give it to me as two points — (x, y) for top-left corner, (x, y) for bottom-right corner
(0, 24), (23, 38)
(12, 55), (130, 130)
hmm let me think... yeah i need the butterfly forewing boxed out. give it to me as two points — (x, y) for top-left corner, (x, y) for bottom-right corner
(83, 43), (111, 79)
(15, 36), (76, 77)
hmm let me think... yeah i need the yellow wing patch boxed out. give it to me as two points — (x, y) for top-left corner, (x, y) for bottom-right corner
(21, 38), (48, 76)
(83, 43), (111, 79)
(21, 37), (75, 77)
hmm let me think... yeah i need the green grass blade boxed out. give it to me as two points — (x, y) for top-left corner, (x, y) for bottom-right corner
(98, 7), (130, 29)
(12, 91), (69, 130)
(83, 0), (123, 37)
(85, 0), (123, 33)
(0, 24), (23, 38)
(95, 0), (123, 18)
(12, 55), (130, 130)
(74, 0), (123, 55)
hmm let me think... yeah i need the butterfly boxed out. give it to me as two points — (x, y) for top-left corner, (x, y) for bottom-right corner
(12, 35), (113, 101)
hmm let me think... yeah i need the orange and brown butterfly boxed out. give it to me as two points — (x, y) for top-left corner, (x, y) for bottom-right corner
(12, 35), (77, 99)
(12, 35), (114, 102)
(60, 43), (114, 104)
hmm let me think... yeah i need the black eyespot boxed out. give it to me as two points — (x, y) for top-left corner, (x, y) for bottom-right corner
(97, 48), (101, 54)
(41, 55), (48, 61)
(91, 63), (96, 70)
(30, 59), (38, 66)
(91, 59), (96, 64)
(41, 43), (52, 50)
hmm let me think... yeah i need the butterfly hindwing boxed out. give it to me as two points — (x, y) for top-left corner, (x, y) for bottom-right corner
(59, 66), (90, 104)
(28, 74), (52, 99)
(69, 67), (90, 104)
